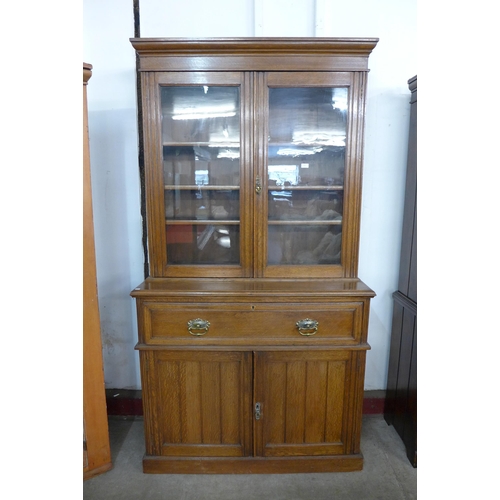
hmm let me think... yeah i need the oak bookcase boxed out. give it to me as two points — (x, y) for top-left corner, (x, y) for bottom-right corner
(130, 38), (377, 473)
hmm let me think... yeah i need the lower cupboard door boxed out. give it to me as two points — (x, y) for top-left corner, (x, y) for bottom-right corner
(147, 350), (253, 458)
(254, 350), (352, 457)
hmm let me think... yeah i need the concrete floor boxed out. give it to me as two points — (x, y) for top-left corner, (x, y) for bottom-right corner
(83, 415), (416, 500)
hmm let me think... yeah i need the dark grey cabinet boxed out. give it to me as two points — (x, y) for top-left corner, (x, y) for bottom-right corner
(384, 75), (417, 468)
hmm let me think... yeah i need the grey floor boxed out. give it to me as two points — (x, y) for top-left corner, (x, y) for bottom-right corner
(84, 415), (416, 500)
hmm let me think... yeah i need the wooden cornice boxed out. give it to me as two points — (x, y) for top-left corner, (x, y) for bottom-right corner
(83, 62), (93, 85)
(130, 37), (379, 55)
(130, 37), (379, 72)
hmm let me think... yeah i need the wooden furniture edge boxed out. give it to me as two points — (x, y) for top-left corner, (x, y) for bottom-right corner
(142, 454), (364, 474)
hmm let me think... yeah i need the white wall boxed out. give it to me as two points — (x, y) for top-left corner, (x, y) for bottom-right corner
(83, 0), (143, 389)
(83, 0), (416, 390)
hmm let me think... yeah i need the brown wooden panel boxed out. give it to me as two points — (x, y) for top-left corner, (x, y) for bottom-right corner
(83, 62), (112, 480)
(220, 361), (241, 444)
(158, 359), (181, 444)
(266, 72), (352, 87)
(183, 362), (202, 443)
(143, 301), (362, 345)
(324, 360), (346, 444)
(256, 351), (349, 457)
(142, 454), (363, 474)
(285, 361), (307, 443)
(304, 361), (328, 443)
(262, 361), (286, 447)
(201, 361), (222, 444)
(153, 351), (251, 458)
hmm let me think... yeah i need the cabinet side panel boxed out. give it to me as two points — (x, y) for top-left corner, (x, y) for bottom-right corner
(139, 350), (161, 456)
(347, 351), (366, 454)
(142, 73), (167, 276)
(342, 72), (367, 277)
(399, 94), (417, 299)
(393, 309), (416, 440)
(384, 299), (404, 424)
(403, 316), (417, 466)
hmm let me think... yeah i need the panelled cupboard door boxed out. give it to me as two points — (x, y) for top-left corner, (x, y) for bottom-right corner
(254, 350), (354, 457)
(141, 350), (253, 458)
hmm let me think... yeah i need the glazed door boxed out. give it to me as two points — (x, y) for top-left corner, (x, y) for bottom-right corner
(255, 72), (366, 278)
(143, 72), (253, 277)
(253, 350), (352, 457)
(143, 350), (253, 458)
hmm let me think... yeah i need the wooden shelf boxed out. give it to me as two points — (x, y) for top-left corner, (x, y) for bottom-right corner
(165, 185), (240, 190)
(268, 142), (345, 148)
(166, 219), (240, 225)
(163, 142), (240, 148)
(268, 219), (342, 226)
(268, 185), (343, 191)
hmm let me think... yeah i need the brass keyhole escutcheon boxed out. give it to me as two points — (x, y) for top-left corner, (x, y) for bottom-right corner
(255, 176), (262, 194)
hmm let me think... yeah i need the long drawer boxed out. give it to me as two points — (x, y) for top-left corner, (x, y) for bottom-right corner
(137, 301), (366, 346)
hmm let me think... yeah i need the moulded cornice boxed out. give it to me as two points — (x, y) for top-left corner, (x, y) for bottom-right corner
(130, 37), (379, 72)
(130, 37), (379, 56)
(83, 62), (92, 84)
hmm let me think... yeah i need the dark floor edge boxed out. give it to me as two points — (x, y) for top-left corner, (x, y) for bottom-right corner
(105, 389), (386, 416)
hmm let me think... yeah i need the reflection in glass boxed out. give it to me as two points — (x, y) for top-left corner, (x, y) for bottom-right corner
(268, 190), (342, 221)
(161, 86), (240, 144)
(161, 85), (241, 266)
(167, 224), (240, 265)
(267, 87), (347, 266)
(165, 189), (239, 221)
(268, 146), (344, 188)
(269, 87), (347, 146)
(268, 225), (342, 265)
(163, 146), (240, 187)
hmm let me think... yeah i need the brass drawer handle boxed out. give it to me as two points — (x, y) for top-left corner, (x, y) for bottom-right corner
(296, 318), (318, 336)
(187, 318), (210, 336)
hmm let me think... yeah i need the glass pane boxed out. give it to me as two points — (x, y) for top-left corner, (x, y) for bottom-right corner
(268, 225), (342, 265)
(268, 87), (347, 266)
(163, 146), (240, 187)
(161, 86), (240, 144)
(167, 224), (240, 265)
(161, 85), (241, 266)
(268, 189), (343, 221)
(269, 87), (347, 146)
(165, 188), (239, 221)
(268, 146), (344, 188)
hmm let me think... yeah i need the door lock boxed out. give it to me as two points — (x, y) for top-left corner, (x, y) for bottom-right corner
(255, 402), (262, 420)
